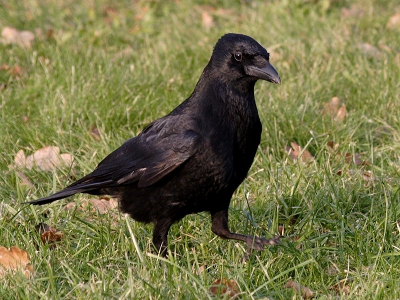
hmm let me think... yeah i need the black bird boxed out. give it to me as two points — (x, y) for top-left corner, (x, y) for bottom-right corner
(26, 33), (281, 256)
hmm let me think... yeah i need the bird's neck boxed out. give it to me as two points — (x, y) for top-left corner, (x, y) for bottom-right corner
(187, 69), (260, 131)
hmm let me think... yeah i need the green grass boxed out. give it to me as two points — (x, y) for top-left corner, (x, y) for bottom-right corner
(1, 0), (400, 298)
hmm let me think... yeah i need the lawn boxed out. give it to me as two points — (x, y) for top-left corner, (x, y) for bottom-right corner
(1, 0), (400, 298)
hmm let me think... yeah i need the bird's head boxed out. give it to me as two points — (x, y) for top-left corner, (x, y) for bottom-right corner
(211, 33), (281, 85)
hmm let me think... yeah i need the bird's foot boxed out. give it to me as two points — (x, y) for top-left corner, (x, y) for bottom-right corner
(246, 235), (281, 251)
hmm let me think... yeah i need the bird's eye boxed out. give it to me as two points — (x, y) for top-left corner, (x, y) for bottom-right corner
(234, 52), (242, 62)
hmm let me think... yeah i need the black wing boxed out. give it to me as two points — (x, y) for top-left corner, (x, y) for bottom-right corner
(27, 115), (201, 205)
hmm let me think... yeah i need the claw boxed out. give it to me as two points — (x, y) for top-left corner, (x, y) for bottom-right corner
(246, 235), (281, 251)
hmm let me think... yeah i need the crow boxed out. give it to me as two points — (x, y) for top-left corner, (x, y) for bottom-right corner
(26, 33), (281, 256)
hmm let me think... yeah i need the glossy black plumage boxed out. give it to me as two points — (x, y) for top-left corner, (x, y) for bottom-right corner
(26, 33), (281, 256)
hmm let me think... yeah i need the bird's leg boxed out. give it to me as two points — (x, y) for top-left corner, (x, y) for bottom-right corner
(211, 210), (280, 252)
(152, 219), (173, 257)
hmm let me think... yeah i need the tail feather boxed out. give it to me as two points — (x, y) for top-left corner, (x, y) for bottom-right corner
(23, 188), (85, 205)
(24, 178), (114, 205)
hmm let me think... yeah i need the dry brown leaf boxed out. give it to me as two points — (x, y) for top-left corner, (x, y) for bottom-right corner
(14, 146), (74, 171)
(378, 43), (393, 53)
(323, 97), (336, 114)
(336, 166), (375, 183)
(395, 53), (400, 66)
(89, 197), (119, 214)
(328, 280), (351, 295)
(336, 104), (347, 122)
(327, 140), (339, 152)
(1, 26), (35, 48)
(60, 153), (74, 166)
(387, 12), (400, 29)
(14, 150), (27, 168)
(344, 152), (368, 166)
(341, 4), (365, 18)
(327, 141), (370, 166)
(285, 280), (314, 299)
(34, 28), (55, 41)
(115, 46), (134, 59)
(16, 171), (34, 188)
(198, 265), (205, 274)
(348, 169), (376, 182)
(102, 6), (119, 25)
(64, 202), (78, 211)
(322, 97), (347, 121)
(325, 263), (339, 276)
(201, 11), (214, 32)
(357, 43), (382, 58)
(0, 63), (25, 77)
(214, 8), (233, 17)
(35, 223), (64, 247)
(64, 196), (118, 214)
(210, 278), (240, 299)
(278, 225), (284, 236)
(90, 125), (101, 140)
(133, 5), (150, 21)
(0, 246), (33, 278)
(285, 142), (314, 163)
(9, 65), (24, 77)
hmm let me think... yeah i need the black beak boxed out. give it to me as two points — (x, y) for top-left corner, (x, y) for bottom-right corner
(245, 62), (281, 84)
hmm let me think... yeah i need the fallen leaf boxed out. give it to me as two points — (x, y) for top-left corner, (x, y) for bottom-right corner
(327, 141), (371, 166)
(357, 43), (382, 58)
(345, 152), (368, 166)
(60, 153), (74, 167)
(387, 12), (400, 29)
(38, 56), (51, 66)
(341, 4), (365, 18)
(285, 142), (314, 163)
(0, 246), (33, 278)
(90, 125), (101, 140)
(378, 43), (393, 53)
(16, 171), (34, 188)
(35, 223), (64, 247)
(198, 265), (205, 274)
(64, 196), (118, 214)
(64, 202), (78, 211)
(278, 225), (284, 236)
(322, 97), (347, 121)
(396, 53), (400, 66)
(285, 280), (314, 299)
(328, 280), (351, 295)
(210, 278), (240, 299)
(348, 169), (376, 182)
(201, 11), (214, 32)
(336, 104), (347, 122)
(393, 221), (400, 237)
(14, 146), (74, 171)
(1, 26), (35, 48)
(133, 5), (150, 21)
(214, 8), (233, 17)
(0, 63), (25, 77)
(103, 6), (119, 25)
(327, 140), (339, 152)
(115, 47), (134, 59)
(89, 197), (119, 214)
(14, 150), (27, 168)
(326, 263), (339, 276)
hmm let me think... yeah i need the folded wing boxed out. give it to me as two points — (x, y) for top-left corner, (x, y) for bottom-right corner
(27, 115), (201, 205)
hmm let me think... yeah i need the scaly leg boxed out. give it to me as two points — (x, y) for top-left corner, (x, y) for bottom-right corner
(211, 210), (280, 252)
(152, 219), (173, 257)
